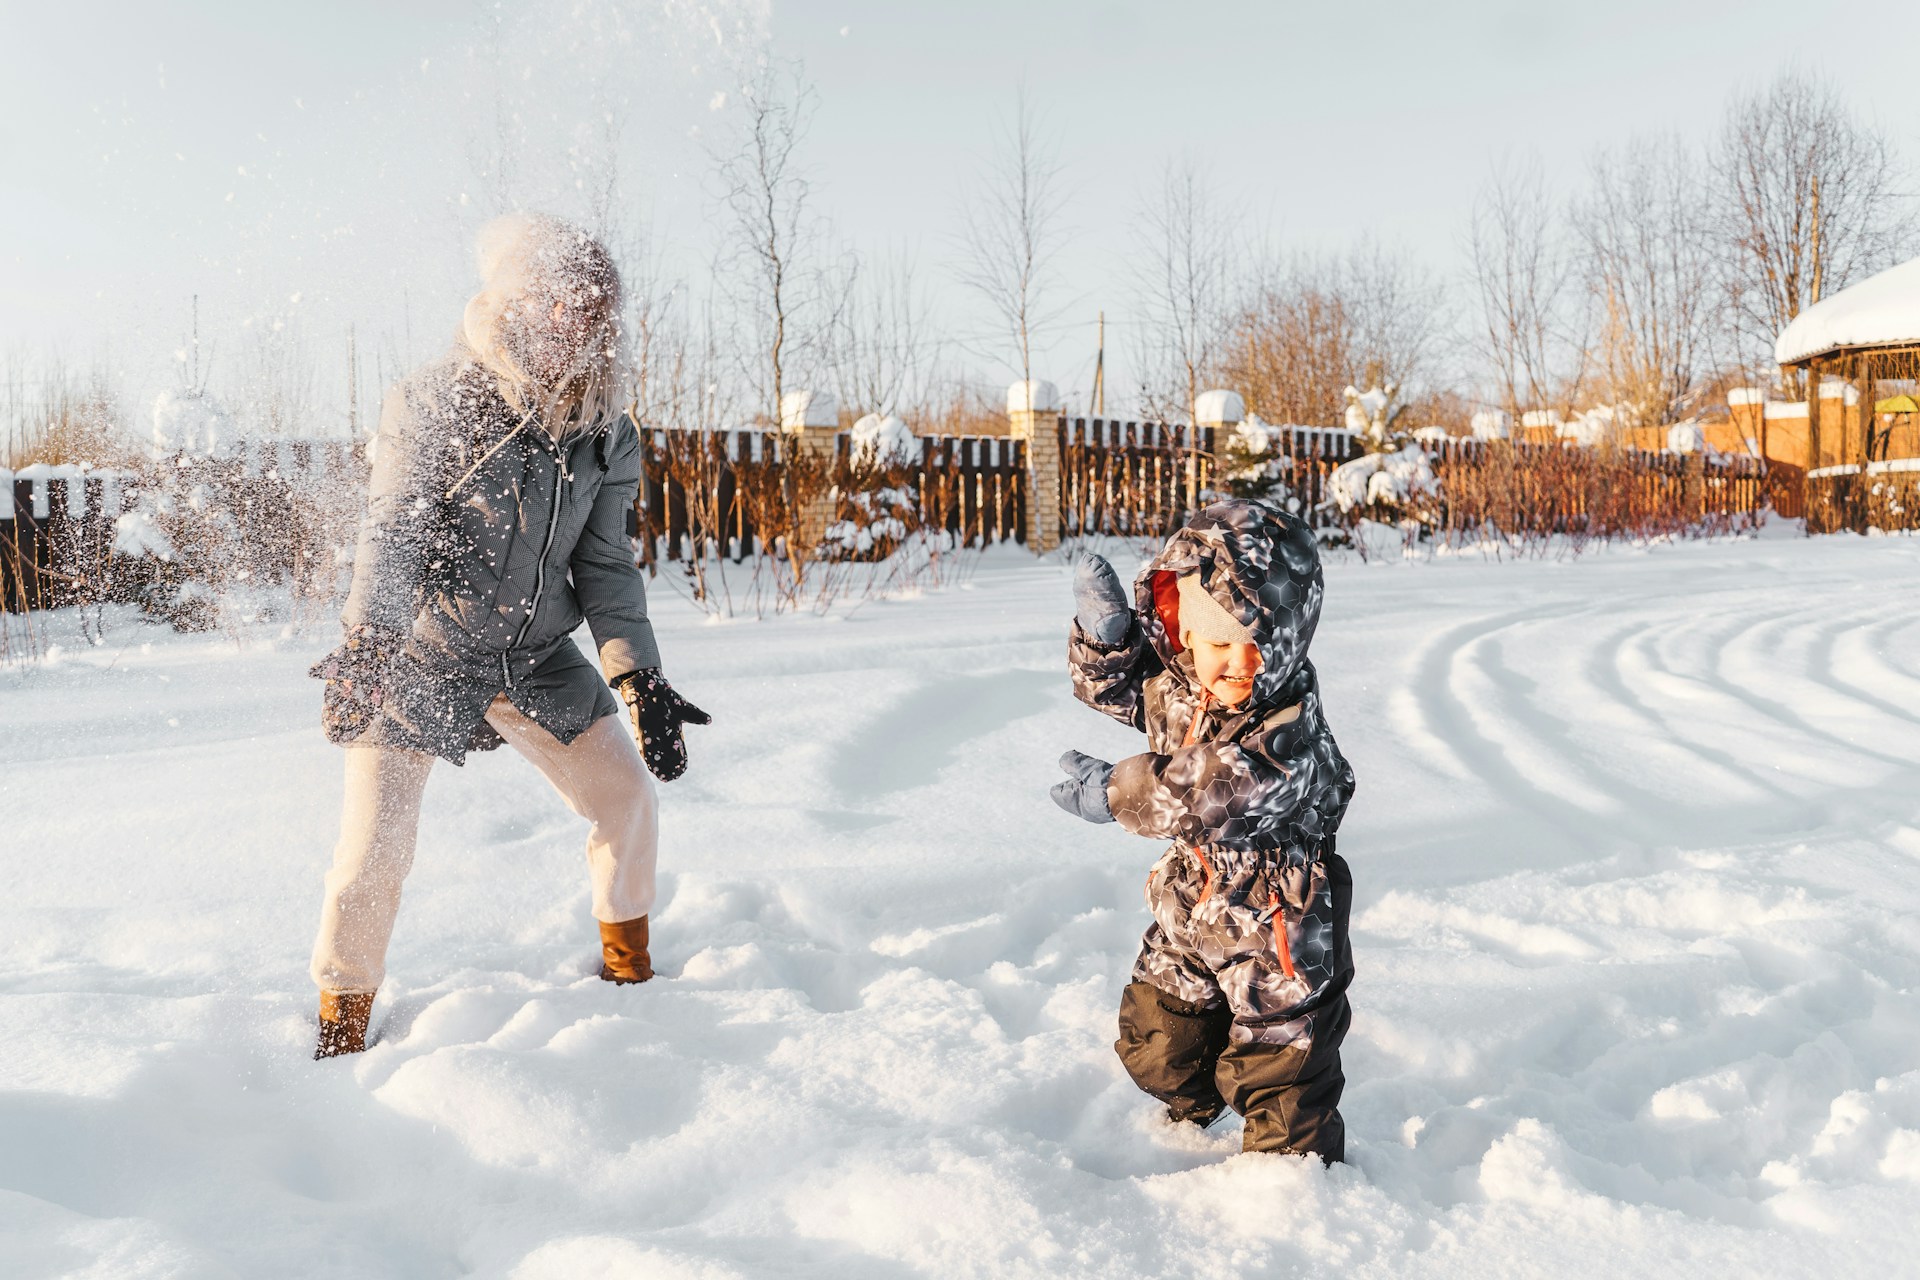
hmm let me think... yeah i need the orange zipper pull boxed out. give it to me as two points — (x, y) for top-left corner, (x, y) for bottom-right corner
(1269, 885), (1297, 979)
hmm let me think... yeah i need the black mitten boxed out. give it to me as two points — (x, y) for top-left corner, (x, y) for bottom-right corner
(614, 668), (712, 781)
(308, 625), (402, 744)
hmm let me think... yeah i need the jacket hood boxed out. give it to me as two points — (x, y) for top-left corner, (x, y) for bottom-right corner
(1133, 499), (1324, 706)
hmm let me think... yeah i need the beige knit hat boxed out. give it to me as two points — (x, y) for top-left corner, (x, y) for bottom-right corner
(1176, 572), (1254, 646)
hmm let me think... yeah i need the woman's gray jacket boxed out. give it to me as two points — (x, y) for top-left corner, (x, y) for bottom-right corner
(340, 345), (659, 763)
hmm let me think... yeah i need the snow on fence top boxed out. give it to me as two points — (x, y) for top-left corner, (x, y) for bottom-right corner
(1, 463), (132, 521)
(779, 389), (837, 431)
(1193, 389), (1245, 426)
(1471, 410), (1510, 440)
(1775, 254), (1920, 365)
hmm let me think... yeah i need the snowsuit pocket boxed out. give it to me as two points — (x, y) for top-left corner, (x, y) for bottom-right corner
(1134, 848), (1352, 1050)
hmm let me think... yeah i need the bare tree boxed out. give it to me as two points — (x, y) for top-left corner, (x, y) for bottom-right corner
(1223, 258), (1352, 427)
(1575, 137), (1717, 426)
(1467, 157), (1587, 421)
(1713, 69), (1915, 384)
(714, 60), (837, 427)
(1129, 159), (1234, 425)
(1342, 240), (1447, 399)
(828, 247), (942, 419)
(957, 87), (1066, 388)
(238, 307), (316, 439)
(468, 6), (526, 218)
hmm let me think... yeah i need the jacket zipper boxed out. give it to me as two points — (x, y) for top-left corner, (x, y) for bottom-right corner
(1183, 691), (1217, 901)
(511, 440), (568, 650)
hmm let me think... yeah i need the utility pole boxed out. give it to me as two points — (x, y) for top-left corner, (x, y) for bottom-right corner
(1809, 174), (1826, 312)
(1092, 311), (1106, 419)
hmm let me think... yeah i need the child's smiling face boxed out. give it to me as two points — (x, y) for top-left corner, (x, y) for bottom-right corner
(1191, 638), (1263, 706)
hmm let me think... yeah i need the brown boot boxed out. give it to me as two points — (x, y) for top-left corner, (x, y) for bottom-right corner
(598, 916), (654, 984)
(314, 990), (375, 1058)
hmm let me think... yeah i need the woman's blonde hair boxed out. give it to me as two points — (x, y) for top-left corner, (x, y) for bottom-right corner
(462, 212), (627, 429)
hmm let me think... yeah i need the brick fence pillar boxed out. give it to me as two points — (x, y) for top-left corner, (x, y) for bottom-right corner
(1193, 389), (1245, 508)
(1008, 379), (1061, 553)
(780, 388), (840, 552)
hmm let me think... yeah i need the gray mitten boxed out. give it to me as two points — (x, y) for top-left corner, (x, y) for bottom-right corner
(1051, 750), (1115, 824)
(1073, 551), (1134, 646)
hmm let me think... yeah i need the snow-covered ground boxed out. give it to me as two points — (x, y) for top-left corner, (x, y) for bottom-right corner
(7, 530), (1920, 1278)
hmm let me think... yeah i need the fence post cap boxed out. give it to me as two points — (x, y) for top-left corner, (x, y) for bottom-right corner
(780, 388), (839, 431)
(1193, 389), (1245, 427)
(1007, 379), (1060, 415)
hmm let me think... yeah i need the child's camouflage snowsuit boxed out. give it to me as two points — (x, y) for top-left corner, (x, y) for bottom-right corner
(1069, 500), (1357, 1159)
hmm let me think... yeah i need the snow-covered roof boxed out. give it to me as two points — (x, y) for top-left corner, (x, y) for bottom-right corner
(1775, 254), (1920, 366)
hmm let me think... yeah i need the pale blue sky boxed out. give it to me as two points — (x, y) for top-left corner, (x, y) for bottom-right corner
(6, 0), (1920, 425)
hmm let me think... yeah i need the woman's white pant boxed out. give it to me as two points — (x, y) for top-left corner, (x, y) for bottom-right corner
(310, 696), (658, 994)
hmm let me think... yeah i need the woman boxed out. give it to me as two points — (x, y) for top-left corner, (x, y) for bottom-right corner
(307, 212), (708, 1059)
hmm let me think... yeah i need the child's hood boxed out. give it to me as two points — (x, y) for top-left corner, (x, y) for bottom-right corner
(1133, 499), (1324, 707)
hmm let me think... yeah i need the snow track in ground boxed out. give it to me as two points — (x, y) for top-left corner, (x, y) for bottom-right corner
(6, 534), (1920, 1277)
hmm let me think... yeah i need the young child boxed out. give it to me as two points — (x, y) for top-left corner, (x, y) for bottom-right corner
(1052, 499), (1356, 1162)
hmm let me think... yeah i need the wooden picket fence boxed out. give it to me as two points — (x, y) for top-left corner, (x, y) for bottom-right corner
(1058, 417), (1364, 540)
(914, 433), (1027, 549)
(636, 428), (781, 565)
(1423, 438), (1767, 540)
(1806, 463), (1920, 534)
(635, 428), (1027, 569)
(1058, 418), (1216, 540)
(0, 420), (1797, 620)
(1, 473), (130, 613)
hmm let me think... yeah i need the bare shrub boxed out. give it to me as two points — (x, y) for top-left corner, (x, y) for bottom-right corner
(1427, 441), (1765, 556)
(114, 454), (343, 636)
(1223, 246), (1444, 428)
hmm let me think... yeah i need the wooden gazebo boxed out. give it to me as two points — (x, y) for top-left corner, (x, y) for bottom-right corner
(1775, 254), (1920, 530)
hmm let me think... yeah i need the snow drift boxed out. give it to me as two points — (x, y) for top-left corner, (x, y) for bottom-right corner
(6, 534), (1920, 1276)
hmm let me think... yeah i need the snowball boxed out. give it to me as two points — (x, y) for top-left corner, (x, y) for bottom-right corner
(113, 509), (174, 561)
